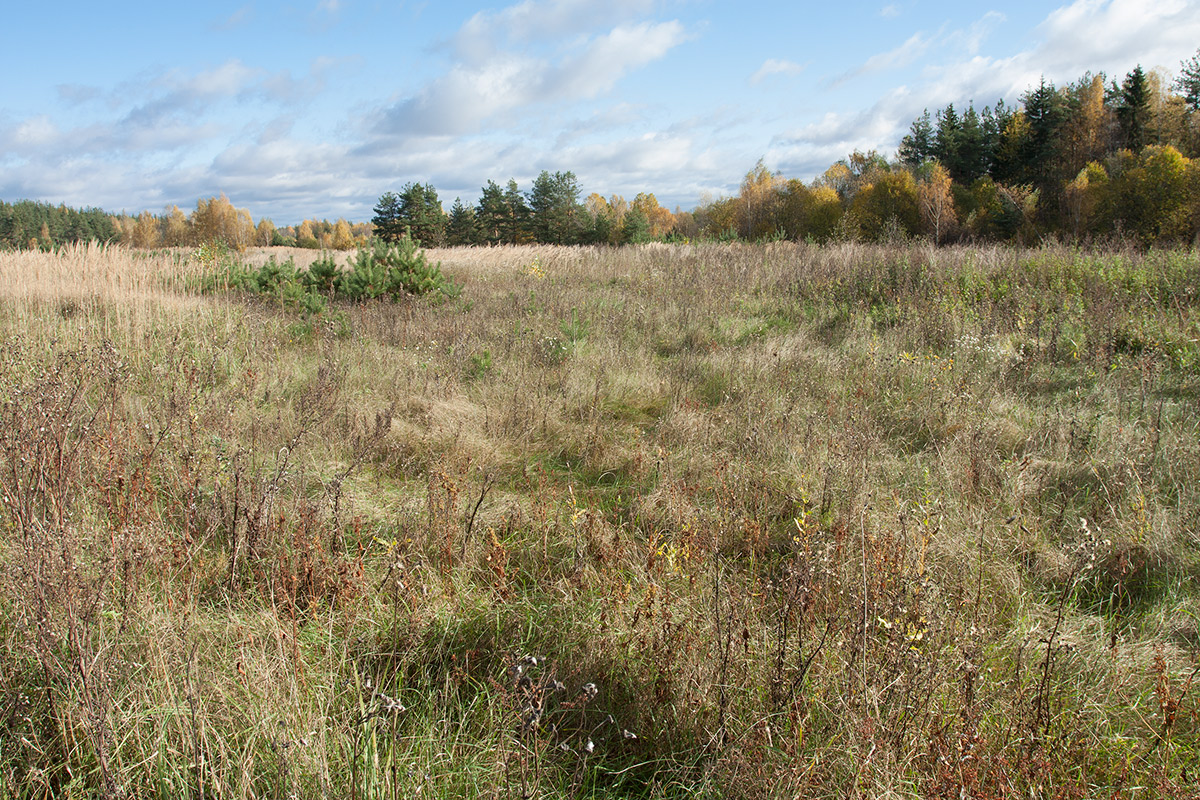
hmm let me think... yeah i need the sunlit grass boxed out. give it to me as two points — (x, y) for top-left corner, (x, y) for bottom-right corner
(1, 240), (1198, 798)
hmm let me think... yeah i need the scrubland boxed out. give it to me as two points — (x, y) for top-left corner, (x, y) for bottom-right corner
(1, 240), (1198, 799)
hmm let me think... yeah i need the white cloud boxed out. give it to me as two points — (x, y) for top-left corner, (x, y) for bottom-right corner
(569, 132), (694, 176)
(12, 116), (59, 148)
(880, 4), (901, 18)
(750, 59), (805, 85)
(1031, 0), (1199, 75)
(117, 60), (270, 131)
(375, 18), (686, 137)
(546, 21), (686, 97)
(189, 60), (261, 96)
(830, 9), (1006, 90)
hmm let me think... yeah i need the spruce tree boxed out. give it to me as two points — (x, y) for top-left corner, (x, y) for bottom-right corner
(1117, 65), (1151, 152)
(957, 105), (988, 184)
(933, 104), (962, 179)
(1020, 78), (1067, 191)
(1174, 48), (1200, 110)
(898, 110), (934, 168)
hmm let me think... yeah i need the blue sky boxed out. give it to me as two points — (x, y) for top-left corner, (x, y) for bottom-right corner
(2, 0), (1198, 224)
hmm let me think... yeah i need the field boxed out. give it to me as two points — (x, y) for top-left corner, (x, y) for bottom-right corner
(1, 240), (1199, 799)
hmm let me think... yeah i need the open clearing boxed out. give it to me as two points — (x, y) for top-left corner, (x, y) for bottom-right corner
(1, 241), (1198, 798)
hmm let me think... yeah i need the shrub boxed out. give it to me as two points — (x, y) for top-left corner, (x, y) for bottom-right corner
(199, 236), (460, 312)
(342, 236), (460, 301)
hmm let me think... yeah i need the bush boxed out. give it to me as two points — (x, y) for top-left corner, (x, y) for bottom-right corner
(199, 236), (460, 312)
(342, 236), (460, 301)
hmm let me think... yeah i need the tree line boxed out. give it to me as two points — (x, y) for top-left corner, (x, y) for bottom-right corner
(370, 173), (677, 248)
(4, 50), (1200, 251)
(0, 200), (117, 249)
(106, 196), (373, 252)
(689, 54), (1200, 247)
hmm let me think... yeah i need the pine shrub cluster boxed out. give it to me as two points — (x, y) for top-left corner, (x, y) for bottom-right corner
(206, 235), (459, 314)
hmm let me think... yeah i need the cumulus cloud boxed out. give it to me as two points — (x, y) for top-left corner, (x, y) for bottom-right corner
(544, 22), (687, 97)
(1031, 0), (1199, 75)
(375, 19), (686, 136)
(41, 60), (321, 159)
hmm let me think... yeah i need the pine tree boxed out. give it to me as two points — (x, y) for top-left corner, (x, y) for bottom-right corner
(371, 192), (406, 243)
(446, 198), (479, 246)
(476, 181), (508, 245)
(397, 182), (447, 247)
(503, 180), (531, 244)
(621, 207), (651, 244)
(528, 170), (582, 244)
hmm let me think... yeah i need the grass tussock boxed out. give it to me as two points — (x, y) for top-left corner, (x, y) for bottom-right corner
(1, 240), (1199, 798)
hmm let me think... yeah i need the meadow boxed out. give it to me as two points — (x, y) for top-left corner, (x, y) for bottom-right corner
(1, 239), (1198, 799)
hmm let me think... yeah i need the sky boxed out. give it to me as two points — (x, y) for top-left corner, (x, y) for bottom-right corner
(2, 0), (1198, 224)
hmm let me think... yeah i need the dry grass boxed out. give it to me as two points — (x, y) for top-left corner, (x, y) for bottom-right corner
(1, 240), (1198, 799)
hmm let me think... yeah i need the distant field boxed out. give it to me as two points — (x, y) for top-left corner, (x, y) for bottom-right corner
(1, 240), (1198, 798)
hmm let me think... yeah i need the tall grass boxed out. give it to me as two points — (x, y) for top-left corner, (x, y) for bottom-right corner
(0, 240), (1197, 798)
